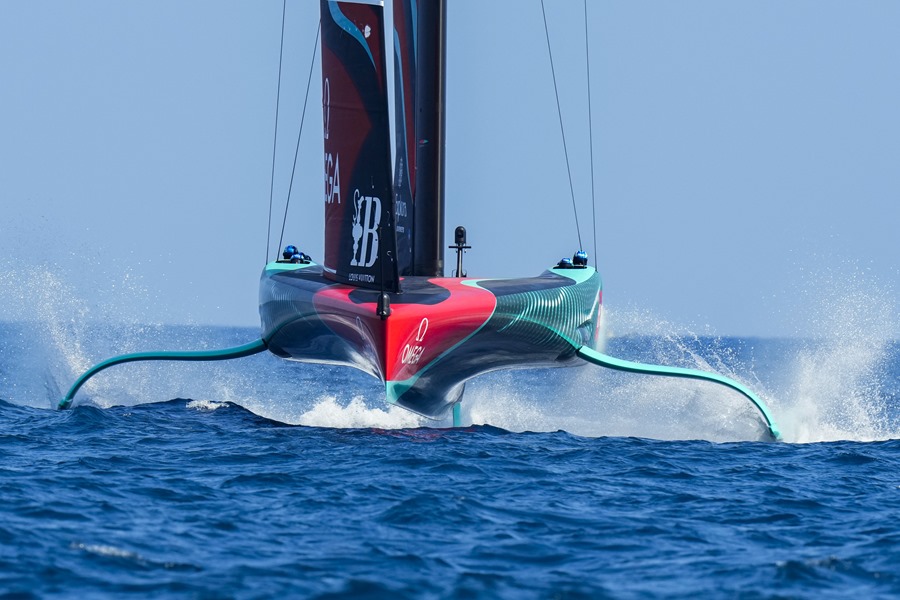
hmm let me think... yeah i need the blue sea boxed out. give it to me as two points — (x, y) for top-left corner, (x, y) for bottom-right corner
(2, 305), (900, 597)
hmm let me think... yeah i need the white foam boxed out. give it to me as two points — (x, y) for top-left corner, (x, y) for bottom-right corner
(186, 399), (227, 411)
(71, 542), (139, 560)
(297, 395), (426, 429)
(776, 263), (898, 443)
(463, 349), (769, 443)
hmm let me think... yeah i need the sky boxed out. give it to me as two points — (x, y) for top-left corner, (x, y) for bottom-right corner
(1, 1), (898, 337)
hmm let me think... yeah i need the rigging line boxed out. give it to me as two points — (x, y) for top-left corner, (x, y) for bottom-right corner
(584, 0), (597, 265)
(278, 21), (321, 256)
(541, 0), (583, 252)
(266, 0), (288, 264)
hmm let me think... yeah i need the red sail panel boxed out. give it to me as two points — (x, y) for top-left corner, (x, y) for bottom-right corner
(392, 0), (417, 276)
(321, 0), (399, 291)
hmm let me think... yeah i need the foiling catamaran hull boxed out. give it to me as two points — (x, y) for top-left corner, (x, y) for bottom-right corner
(261, 261), (601, 419)
(58, 0), (782, 441)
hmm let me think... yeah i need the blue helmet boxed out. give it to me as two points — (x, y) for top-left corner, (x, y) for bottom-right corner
(283, 245), (298, 259)
(573, 250), (588, 266)
(557, 257), (574, 269)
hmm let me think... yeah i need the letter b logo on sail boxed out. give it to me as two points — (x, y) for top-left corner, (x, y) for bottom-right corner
(350, 190), (381, 268)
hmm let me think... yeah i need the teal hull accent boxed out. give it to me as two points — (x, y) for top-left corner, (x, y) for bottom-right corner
(58, 339), (268, 410)
(577, 346), (781, 441)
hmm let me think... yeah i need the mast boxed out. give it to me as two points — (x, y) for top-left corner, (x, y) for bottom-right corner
(392, 0), (417, 276)
(412, 0), (447, 277)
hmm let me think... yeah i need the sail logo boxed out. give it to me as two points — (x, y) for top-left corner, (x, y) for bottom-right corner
(323, 78), (340, 205)
(323, 78), (331, 140)
(324, 152), (340, 204)
(350, 189), (381, 268)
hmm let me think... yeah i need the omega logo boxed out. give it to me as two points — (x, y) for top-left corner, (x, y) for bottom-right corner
(401, 318), (430, 366)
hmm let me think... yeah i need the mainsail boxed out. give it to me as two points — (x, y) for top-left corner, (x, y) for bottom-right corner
(392, 0), (417, 276)
(321, 0), (399, 292)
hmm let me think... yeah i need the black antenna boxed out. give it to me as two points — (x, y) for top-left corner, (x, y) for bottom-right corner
(448, 226), (471, 277)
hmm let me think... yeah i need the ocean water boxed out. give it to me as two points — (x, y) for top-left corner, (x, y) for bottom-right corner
(2, 269), (900, 598)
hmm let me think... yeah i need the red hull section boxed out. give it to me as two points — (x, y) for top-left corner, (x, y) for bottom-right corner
(314, 278), (497, 383)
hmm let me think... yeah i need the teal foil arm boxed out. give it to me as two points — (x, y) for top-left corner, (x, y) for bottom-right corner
(577, 346), (781, 441)
(57, 339), (268, 410)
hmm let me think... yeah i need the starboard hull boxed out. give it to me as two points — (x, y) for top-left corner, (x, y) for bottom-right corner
(259, 262), (602, 419)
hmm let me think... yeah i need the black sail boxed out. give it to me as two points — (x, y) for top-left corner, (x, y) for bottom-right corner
(321, 0), (399, 291)
(392, 0), (417, 276)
